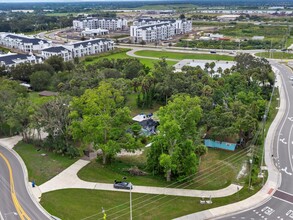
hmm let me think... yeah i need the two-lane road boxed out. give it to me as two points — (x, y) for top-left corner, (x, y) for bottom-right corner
(0, 146), (51, 220)
(222, 62), (293, 220)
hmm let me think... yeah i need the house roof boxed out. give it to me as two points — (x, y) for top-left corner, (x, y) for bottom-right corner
(137, 18), (176, 23)
(42, 46), (71, 53)
(0, 53), (38, 65)
(5, 34), (48, 45)
(139, 22), (173, 30)
(71, 38), (111, 48)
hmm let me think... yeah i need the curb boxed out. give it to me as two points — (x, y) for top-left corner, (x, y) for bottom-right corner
(0, 141), (54, 220)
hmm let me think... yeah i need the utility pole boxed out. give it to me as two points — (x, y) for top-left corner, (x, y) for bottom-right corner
(130, 182), (133, 220)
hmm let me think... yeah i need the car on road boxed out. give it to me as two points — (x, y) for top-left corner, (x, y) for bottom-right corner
(114, 180), (133, 190)
(210, 50), (217, 54)
(289, 76), (293, 81)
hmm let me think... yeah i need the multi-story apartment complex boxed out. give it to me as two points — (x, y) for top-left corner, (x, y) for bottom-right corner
(0, 33), (50, 53)
(0, 53), (42, 67)
(73, 18), (128, 31)
(130, 19), (192, 43)
(41, 38), (114, 61)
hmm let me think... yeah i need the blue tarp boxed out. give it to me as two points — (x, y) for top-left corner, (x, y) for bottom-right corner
(204, 139), (236, 151)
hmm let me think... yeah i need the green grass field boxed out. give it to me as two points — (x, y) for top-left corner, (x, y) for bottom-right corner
(134, 50), (234, 61)
(78, 148), (242, 190)
(14, 142), (77, 184)
(28, 92), (55, 106)
(255, 52), (293, 59)
(84, 50), (177, 69)
(41, 184), (261, 220)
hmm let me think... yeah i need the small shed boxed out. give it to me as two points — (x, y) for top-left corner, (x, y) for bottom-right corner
(204, 139), (237, 151)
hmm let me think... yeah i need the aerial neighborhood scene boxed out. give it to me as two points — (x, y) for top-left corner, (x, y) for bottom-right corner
(0, 0), (293, 219)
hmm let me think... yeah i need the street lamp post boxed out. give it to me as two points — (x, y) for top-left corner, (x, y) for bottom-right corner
(130, 182), (133, 220)
(123, 177), (133, 220)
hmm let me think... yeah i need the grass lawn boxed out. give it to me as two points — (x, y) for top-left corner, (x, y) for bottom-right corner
(255, 52), (293, 59)
(28, 92), (55, 106)
(134, 50), (234, 61)
(41, 184), (261, 220)
(78, 148), (243, 190)
(84, 49), (177, 69)
(14, 142), (77, 185)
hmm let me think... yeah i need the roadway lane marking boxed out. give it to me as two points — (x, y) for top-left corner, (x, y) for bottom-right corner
(0, 152), (31, 220)
(261, 206), (275, 215)
(277, 189), (293, 197)
(280, 138), (287, 144)
(281, 167), (293, 175)
(286, 210), (293, 219)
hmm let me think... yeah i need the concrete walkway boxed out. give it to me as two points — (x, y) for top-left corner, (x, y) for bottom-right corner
(39, 159), (243, 198)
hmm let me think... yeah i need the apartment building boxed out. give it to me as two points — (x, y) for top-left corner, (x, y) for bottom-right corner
(41, 38), (114, 61)
(0, 33), (50, 53)
(73, 18), (128, 31)
(41, 46), (73, 62)
(133, 19), (192, 34)
(0, 53), (42, 67)
(130, 19), (192, 42)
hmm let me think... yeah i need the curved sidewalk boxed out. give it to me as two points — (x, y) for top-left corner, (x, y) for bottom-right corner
(39, 159), (242, 198)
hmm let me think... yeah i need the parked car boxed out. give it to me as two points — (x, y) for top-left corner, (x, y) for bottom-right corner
(113, 180), (133, 190)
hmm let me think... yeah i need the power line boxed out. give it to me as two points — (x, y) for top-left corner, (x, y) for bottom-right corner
(102, 149), (250, 220)
(81, 146), (251, 220)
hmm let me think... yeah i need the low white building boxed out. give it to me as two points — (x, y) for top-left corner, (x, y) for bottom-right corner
(0, 53), (42, 67)
(217, 15), (240, 22)
(130, 19), (192, 43)
(41, 38), (114, 61)
(0, 33), (50, 53)
(81, 28), (109, 37)
(73, 18), (128, 31)
(252, 36), (265, 41)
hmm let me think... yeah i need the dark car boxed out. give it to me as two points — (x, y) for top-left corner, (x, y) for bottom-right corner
(114, 180), (133, 190)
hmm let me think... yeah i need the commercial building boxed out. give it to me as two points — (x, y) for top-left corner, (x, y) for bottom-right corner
(130, 19), (192, 43)
(41, 38), (114, 61)
(0, 33), (50, 53)
(0, 53), (42, 67)
(73, 18), (128, 31)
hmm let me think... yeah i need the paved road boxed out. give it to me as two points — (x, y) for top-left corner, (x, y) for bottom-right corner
(0, 146), (51, 220)
(221, 63), (293, 220)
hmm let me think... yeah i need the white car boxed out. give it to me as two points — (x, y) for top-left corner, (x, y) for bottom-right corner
(289, 76), (293, 81)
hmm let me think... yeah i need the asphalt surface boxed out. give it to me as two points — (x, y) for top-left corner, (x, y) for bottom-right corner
(0, 146), (51, 220)
(221, 63), (293, 220)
